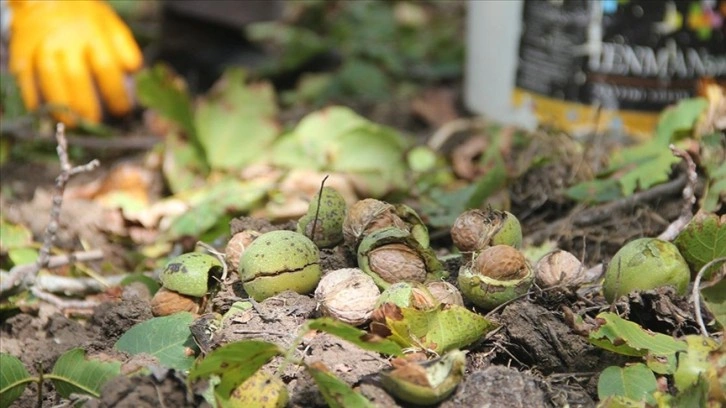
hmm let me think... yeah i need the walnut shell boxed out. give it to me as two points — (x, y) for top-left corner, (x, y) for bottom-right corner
(451, 209), (522, 252)
(343, 199), (406, 250)
(535, 250), (584, 288)
(314, 268), (380, 326)
(150, 287), (200, 316)
(368, 243), (427, 284)
(425, 281), (464, 306)
(225, 230), (261, 273)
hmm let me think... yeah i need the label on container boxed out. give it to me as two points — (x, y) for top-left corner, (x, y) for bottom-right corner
(513, 0), (726, 138)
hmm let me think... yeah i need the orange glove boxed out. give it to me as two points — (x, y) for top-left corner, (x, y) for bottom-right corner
(8, 0), (143, 125)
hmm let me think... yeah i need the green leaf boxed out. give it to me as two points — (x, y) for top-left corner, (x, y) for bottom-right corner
(589, 312), (687, 357)
(8, 248), (38, 267)
(568, 97), (708, 203)
(0, 353), (32, 408)
(0, 73), (27, 120)
(194, 68), (279, 170)
(383, 304), (499, 354)
(162, 132), (208, 194)
(271, 106), (411, 197)
(119, 273), (161, 296)
(0, 219), (33, 251)
(49, 348), (121, 399)
(565, 179), (623, 203)
(611, 141), (680, 197)
(114, 312), (198, 370)
(653, 97), (708, 143)
(674, 211), (726, 280)
(306, 362), (374, 408)
(188, 340), (282, 400)
(674, 335), (720, 392)
(597, 364), (657, 405)
(135, 65), (196, 139)
(700, 275), (726, 328)
(700, 132), (726, 212)
(306, 318), (404, 357)
(165, 178), (270, 239)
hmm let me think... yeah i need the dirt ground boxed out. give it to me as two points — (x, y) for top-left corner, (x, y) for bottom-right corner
(0, 2), (714, 401)
(0, 175), (707, 407)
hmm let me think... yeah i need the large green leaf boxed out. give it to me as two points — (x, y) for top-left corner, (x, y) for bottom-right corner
(567, 97), (709, 203)
(194, 68), (279, 170)
(653, 98), (708, 143)
(271, 106), (411, 197)
(674, 212), (726, 280)
(188, 340), (282, 401)
(382, 304), (499, 354)
(114, 312), (198, 370)
(597, 364), (657, 405)
(135, 65), (196, 139)
(306, 318), (404, 357)
(0, 353), (32, 408)
(49, 348), (121, 399)
(589, 312), (687, 357)
(165, 178), (270, 239)
(162, 132), (208, 194)
(306, 362), (374, 408)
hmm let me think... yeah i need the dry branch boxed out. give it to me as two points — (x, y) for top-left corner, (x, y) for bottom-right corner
(0, 124), (101, 296)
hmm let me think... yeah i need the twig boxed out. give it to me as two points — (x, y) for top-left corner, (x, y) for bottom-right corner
(658, 145), (698, 241)
(35, 273), (127, 296)
(0, 124), (101, 296)
(692, 257), (726, 337)
(572, 173), (687, 227)
(1, 249), (105, 294)
(310, 175), (329, 245)
(427, 117), (487, 151)
(29, 286), (99, 310)
(196, 241), (228, 282)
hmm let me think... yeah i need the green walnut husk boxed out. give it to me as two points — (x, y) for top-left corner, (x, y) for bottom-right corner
(603, 237), (690, 303)
(394, 203), (430, 249)
(375, 282), (439, 310)
(160, 252), (223, 297)
(238, 230), (322, 301)
(380, 349), (466, 406)
(296, 187), (347, 248)
(457, 245), (534, 311)
(357, 227), (446, 290)
(451, 209), (522, 252)
(223, 369), (288, 408)
(343, 199), (429, 251)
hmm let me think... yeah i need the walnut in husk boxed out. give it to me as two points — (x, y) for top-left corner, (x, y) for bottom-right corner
(457, 245), (533, 310)
(238, 230), (322, 301)
(450, 208), (522, 253)
(297, 187), (347, 248)
(343, 199), (429, 251)
(357, 227), (446, 290)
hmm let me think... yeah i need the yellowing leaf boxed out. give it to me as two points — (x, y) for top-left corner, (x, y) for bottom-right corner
(382, 304), (498, 354)
(189, 340), (282, 401)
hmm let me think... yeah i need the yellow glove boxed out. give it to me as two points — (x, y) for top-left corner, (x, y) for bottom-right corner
(8, 0), (143, 125)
